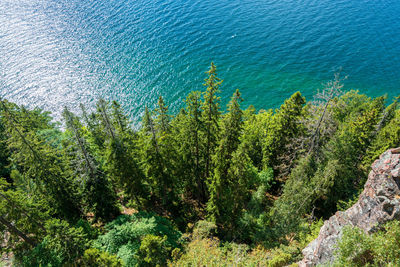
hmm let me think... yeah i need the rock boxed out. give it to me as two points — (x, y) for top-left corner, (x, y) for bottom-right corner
(299, 148), (400, 267)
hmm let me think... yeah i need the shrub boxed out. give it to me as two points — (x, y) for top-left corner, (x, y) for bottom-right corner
(17, 219), (90, 266)
(135, 235), (171, 267)
(94, 212), (181, 266)
(82, 248), (123, 267)
(192, 220), (217, 240)
(335, 221), (400, 266)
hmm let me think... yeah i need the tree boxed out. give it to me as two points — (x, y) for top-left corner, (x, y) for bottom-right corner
(207, 90), (252, 235)
(63, 107), (120, 222)
(96, 99), (147, 207)
(262, 92), (306, 181)
(272, 94), (386, 231)
(240, 107), (273, 170)
(201, 62), (222, 180)
(139, 98), (180, 212)
(0, 109), (11, 183)
(0, 99), (81, 221)
(174, 91), (207, 203)
(363, 97), (400, 168)
(307, 72), (345, 155)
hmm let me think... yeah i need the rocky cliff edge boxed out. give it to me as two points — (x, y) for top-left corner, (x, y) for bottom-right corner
(299, 148), (400, 266)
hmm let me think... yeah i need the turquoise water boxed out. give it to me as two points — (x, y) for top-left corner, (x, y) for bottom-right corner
(1, 0), (399, 121)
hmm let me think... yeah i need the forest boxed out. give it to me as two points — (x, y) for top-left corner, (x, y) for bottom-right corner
(1, 63), (400, 266)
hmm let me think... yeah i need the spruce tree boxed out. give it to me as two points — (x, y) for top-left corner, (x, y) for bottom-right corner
(95, 99), (147, 207)
(169, 91), (207, 205)
(262, 91), (306, 180)
(0, 100), (81, 221)
(201, 62), (222, 180)
(207, 89), (247, 233)
(140, 98), (178, 210)
(63, 107), (120, 222)
(184, 91), (206, 202)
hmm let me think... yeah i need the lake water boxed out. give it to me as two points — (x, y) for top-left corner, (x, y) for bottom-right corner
(1, 0), (399, 122)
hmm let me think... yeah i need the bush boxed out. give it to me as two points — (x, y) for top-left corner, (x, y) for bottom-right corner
(135, 235), (171, 267)
(17, 219), (90, 266)
(171, 237), (304, 266)
(82, 248), (123, 267)
(94, 213), (181, 266)
(192, 220), (217, 240)
(335, 221), (400, 266)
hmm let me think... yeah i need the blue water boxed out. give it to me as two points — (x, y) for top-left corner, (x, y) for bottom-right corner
(1, 0), (400, 122)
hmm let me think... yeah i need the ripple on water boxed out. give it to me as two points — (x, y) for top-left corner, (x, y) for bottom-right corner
(0, 0), (399, 122)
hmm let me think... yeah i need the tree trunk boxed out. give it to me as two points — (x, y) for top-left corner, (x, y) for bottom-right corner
(0, 215), (36, 247)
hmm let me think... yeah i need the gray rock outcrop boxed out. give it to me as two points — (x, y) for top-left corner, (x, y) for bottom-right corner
(299, 148), (400, 267)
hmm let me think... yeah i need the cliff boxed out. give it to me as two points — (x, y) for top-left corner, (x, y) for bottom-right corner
(299, 148), (400, 266)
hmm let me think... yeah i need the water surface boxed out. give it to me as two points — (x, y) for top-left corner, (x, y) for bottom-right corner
(1, 0), (399, 121)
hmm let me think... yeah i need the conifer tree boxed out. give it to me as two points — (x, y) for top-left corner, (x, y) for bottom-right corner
(111, 100), (128, 134)
(63, 107), (119, 222)
(0, 178), (49, 250)
(140, 99), (178, 210)
(207, 90), (248, 233)
(363, 97), (400, 167)
(0, 100), (81, 221)
(201, 62), (222, 180)
(240, 107), (273, 170)
(272, 94), (386, 231)
(169, 91), (208, 205)
(80, 103), (106, 150)
(262, 91), (306, 180)
(96, 99), (146, 207)
(0, 111), (10, 183)
(155, 96), (170, 134)
(184, 91), (206, 202)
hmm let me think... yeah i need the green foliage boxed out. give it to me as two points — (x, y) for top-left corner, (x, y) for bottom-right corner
(192, 220), (217, 240)
(63, 107), (120, 222)
(171, 236), (300, 267)
(2, 65), (400, 267)
(82, 248), (123, 267)
(17, 219), (90, 266)
(262, 91), (306, 178)
(241, 107), (273, 169)
(201, 62), (222, 180)
(1, 100), (81, 221)
(96, 99), (147, 208)
(135, 234), (171, 267)
(0, 178), (49, 257)
(364, 108), (400, 169)
(207, 90), (258, 238)
(170, 91), (207, 204)
(258, 168), (275, 190)
(94, 213), (181, 266)
(335, 221), (400, 266)
(0, 110), (11, 182)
